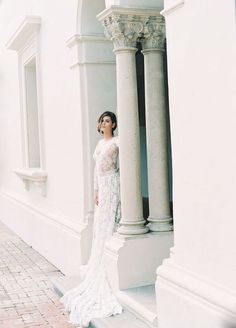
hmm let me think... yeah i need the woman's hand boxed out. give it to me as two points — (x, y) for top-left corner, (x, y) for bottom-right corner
(94, 191), (99, 206)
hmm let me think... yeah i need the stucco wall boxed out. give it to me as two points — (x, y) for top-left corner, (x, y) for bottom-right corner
(156, 0), (236, 326)
(166, 0), (236, 290)
(0, 0), (114, 274)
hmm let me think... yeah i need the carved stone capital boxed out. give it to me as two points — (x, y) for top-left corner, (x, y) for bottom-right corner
(101, 13), (144, 50)
(98, 8), (165, 51)
(142, 16), (166, 51)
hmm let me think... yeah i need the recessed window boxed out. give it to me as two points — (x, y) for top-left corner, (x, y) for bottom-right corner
(6, 16), (47, 194)
(24, 57), (41, 168)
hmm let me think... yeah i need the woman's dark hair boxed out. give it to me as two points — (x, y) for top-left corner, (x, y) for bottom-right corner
(97, 111), (117, 135)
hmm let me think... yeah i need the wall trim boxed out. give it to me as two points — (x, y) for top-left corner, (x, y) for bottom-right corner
(0, 190), (87, 236)
(66, 33), (115, 69)
(66, 34), (110, 48)
(161, 0), (185, 17)
(6, 16), (41, 51)
(157, 258), (236, 318)
(97, 6), (162, 22)
(70, 61), (116, 69)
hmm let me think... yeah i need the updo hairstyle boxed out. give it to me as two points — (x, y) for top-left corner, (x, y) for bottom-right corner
(97, 111), (117, 135)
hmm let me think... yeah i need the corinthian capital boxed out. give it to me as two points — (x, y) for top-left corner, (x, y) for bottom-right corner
(101, 13), (144, 50)
(142, 16), (166, 51)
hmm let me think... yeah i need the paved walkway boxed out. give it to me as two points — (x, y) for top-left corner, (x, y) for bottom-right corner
(0, 221), (76, 328)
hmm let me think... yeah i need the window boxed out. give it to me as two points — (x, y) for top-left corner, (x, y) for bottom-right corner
(6, 16), (47, 194)
(24, 56), (41, 168)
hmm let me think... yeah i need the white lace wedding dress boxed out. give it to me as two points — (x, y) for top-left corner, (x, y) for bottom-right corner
(61, 136), (123, 327)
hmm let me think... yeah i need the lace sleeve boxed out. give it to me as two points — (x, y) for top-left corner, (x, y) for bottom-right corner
(93, 140), (101, 192)
(94, 163), (98, 192)
(115, 136), (119, 147)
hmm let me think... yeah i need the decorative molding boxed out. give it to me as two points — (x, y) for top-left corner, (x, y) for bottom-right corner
(66, 33), (116, 68)
(142, 16), (166, 51)
(6, 15), (45, 177)
(161, 0), (185, 17)
(102, 14), (144, 49)
(6, 16), (41, 51)
(97, 6), (163, 50)
(97, 6), (162, 21)
(66, 34), (110, 48)
(14, 168), (47, 195)
(157, 258), (236, 318)
(0, 190), (88, 235)
(70, 61), (116, 69)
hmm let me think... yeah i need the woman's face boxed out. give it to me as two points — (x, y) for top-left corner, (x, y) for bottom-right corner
(100, 115), (114, 134)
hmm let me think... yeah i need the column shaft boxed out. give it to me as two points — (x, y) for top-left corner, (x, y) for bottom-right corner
(115, 48), (148, 235)
(143, 49), (173, 231)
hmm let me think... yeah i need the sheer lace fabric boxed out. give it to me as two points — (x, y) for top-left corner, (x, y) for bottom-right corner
(61, 136), (122, 327)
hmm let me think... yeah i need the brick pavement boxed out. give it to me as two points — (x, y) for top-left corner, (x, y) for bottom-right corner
(0, 221), (76, 328)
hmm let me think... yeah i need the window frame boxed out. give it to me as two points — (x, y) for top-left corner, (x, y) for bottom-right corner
(6, 16), (47, 194)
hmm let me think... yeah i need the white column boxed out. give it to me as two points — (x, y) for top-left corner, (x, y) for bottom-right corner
(142, 17), (173, 232)
(115, 47), (149, 234)
(99, 10), (148, 235)
(96, 8), (173, 291)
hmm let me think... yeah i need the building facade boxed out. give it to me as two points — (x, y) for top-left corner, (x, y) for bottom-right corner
(0, 0), (235, 327)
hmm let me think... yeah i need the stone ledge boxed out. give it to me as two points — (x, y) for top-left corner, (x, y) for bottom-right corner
(117, 285), (157, 327)
(51, 275), (82, 298)
(14, 168), (47, 195)
(90, 310), (151, 328)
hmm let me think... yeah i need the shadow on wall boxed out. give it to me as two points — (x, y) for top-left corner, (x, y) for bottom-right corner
(223, 322), (236, 328)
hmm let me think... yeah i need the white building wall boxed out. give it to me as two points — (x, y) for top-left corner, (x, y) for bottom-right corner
(156, 0), (236, 327)
(1, 0), (235, 325)
(0, 0), (170, 276)
(0, 0), (116, 275)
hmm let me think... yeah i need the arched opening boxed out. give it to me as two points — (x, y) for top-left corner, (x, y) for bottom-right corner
(76, 0), (105, 35)
(74, 0), (117, 265)
(75, 0), (173, 235)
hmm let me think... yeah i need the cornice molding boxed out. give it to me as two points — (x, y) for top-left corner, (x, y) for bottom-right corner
(161, 0), (185, 17)
(66, 33), (115, 68)
(6, 16), (41, 51)
(97, 6), (162, 21)
(66, 34), (110, 48)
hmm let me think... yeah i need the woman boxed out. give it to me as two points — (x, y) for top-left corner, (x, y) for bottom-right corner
(61, 111), (122, 327)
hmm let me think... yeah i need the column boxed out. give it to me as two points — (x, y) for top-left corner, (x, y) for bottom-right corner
(96, 9), (173, 291)
(142, 16), (173, 232)
(99, 11), (148, 235)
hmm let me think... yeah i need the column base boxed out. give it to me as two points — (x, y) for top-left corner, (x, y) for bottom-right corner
(103, 231), (173, 290)
(118, 219), (149, 235)
(147, 216), (173, 232)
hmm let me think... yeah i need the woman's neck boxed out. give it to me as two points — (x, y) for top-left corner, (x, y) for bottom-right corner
(103, 133), (113, 140)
